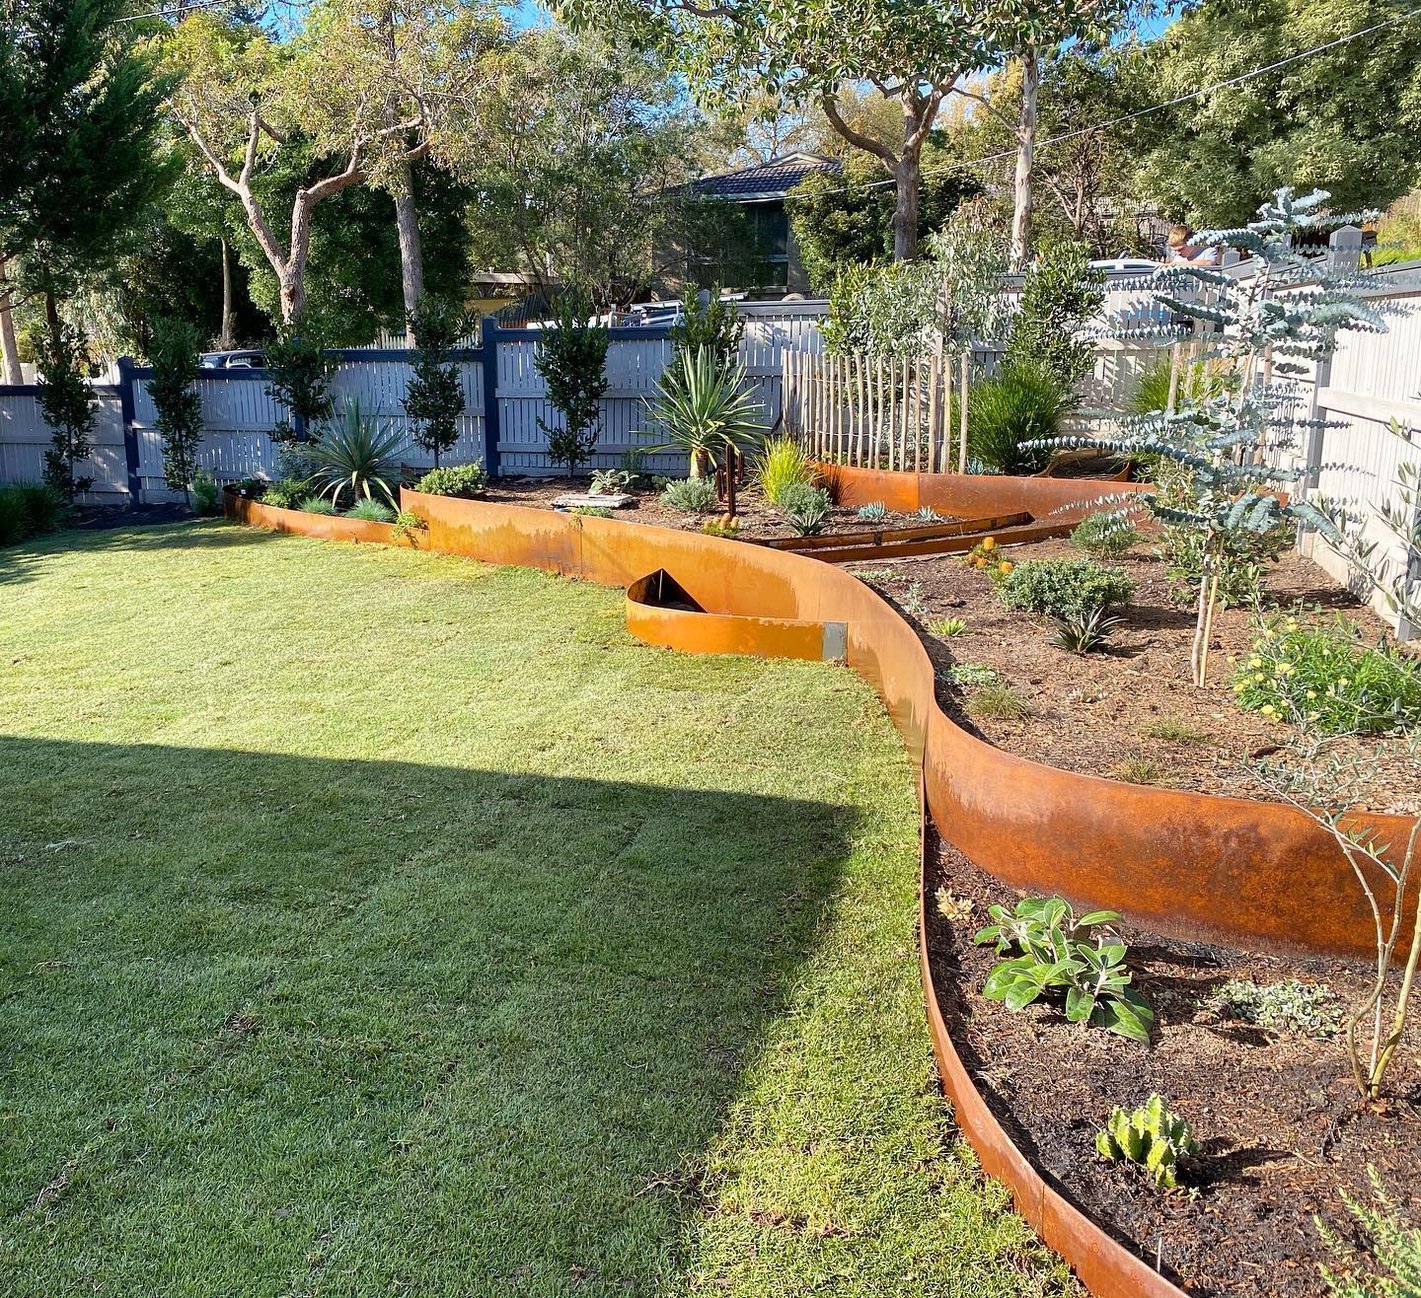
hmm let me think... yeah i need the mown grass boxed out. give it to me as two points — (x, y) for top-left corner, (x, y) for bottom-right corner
(0, 523), (1074, 1298)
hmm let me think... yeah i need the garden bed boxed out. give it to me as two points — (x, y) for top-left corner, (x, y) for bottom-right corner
(480, 474), (940, 540)
(927, 831), (1420, 1298)
(858, 537), (1419, 813)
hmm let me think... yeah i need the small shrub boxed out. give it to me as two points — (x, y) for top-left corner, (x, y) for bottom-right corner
(899, 580), (927, 617)
(297, 495), (337, 515)
(391, 509), (428, 543)
(1096, 1095), (1198, 1189)
(964, 535), (1014, 580)
(191, 470), (221, 516)
(975, 896), (1152, 1042)
(1233, 615), (1421, 734)
(535, 296), (609, 475)
(753, 436), (815, 505)
(780, 482), (833, 536)
(932, 616), (968, 638)
(346, 498), (396, 522)
(589, 468), (636, 496)
(0, 489), (23, 546)
(999, 558), (1133, 621)
(261, 477), (310, 510)
(570, 505), (615, 518)
(1070, 510), (1139, 558)
(661, 476), (718, 513)
(968, 684), (1036, 720)
(948, 663), (1002, 688)
(1051, 606), (1123, 654)
(856, 501), (889, 523)
(414, 463), (486, 499)
(1158, 516), (1291, 611)
(1206, 979), (1342, 1038)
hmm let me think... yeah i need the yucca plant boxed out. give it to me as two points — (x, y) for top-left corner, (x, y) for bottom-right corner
(644, 346), (765, 484)
(306, 400), (404, 508)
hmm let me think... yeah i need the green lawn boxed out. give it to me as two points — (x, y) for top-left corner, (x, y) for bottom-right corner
(0, 523), (1072, 1298)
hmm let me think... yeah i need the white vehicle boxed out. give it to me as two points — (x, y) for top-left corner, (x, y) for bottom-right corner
(1089, 257), (1163, 276)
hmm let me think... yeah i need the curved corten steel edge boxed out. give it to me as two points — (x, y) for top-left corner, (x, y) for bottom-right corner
(819, 461), (1150, 525)
(401, 485), (1415, 961)
(915, 797), (1188, 1298)
(223, 489), (427, 548)
(625, 571), (844, 661)
(226, 482), (1416, 1294)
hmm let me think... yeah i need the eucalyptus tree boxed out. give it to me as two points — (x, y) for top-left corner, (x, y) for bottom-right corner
(165, 1), (505, 327)
(565, 0), (1122, 263)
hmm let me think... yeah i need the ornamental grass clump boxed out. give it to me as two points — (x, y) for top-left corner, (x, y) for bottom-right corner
(345, 498), (396, 523)
(998, 557), (1133, 622)
(1233, 616), (1421, 734)
(753, 436), (815, 505)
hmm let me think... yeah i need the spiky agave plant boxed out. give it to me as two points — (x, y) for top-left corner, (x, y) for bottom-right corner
(307, 400), (405, 508)
(644, 346), (765, 483)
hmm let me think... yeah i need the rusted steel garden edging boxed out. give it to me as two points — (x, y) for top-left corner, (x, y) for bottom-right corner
(223, 480), (1413, 1297)
(820, 461), (1150, 534)
(625, 570), (846, 661)
(223, 489), (427, 548)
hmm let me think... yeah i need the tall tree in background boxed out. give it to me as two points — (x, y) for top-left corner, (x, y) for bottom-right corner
(165, 2), (503, 326)
(0, 0), (169, 355)
(464, 32), (750, 309)
(566, 0), (1119, 262)
(1135, 0), (1421, 225)
(788, 149), (983, 291)
(950, 43), (1161, 255)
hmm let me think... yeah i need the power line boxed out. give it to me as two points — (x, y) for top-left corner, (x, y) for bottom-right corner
(785, 4), (1421, 202)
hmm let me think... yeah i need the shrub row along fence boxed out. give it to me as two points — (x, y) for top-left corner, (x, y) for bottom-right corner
(0, 303), (827, 503)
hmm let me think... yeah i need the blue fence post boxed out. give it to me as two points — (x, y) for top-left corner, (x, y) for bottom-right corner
(116, 355), (142, 503)
(480, 323), (501, 476)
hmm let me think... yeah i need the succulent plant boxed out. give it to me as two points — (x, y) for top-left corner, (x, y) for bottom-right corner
(1096, 1094), (1199, 1190)
(856, 501), (889, 523)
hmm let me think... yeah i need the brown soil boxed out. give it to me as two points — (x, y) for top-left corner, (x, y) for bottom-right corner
(481, 474), (931, 541)
(928, 832), (1421, 1298)
(849, 537), (1419, 814)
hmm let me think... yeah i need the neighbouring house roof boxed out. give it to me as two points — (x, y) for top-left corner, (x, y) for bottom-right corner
(691, 153), (841, 203)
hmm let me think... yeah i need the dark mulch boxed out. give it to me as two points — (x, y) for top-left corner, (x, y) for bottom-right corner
(928, 831), (1421, 1298)
(481, 475), (933, 541)
(851, 537), (1418, 813)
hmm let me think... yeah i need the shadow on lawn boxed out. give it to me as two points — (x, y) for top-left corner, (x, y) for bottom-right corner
(0, 518), (279, 586)
(0, 735), (854, 1294)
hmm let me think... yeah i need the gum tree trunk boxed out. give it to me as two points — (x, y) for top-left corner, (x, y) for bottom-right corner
(1010, 48), (1039, 271)
(395, 159), (425, 343)
(0, 255), (20, 384)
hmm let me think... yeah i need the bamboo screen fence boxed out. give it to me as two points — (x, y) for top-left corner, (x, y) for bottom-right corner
(782, 347), (984, 473)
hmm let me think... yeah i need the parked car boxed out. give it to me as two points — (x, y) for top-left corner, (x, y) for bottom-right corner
(199, 349), (266, 370)
(1088, 257), (1163, 276)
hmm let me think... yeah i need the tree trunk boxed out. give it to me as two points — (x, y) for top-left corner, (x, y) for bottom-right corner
(218, 239), (235, 350)
(394, 159), (425, 343)
(0, 255), (20, 384)
(1010, 48), (1040, 271)
(44, 289), (61, 351)
(893, 148), (921, 262)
